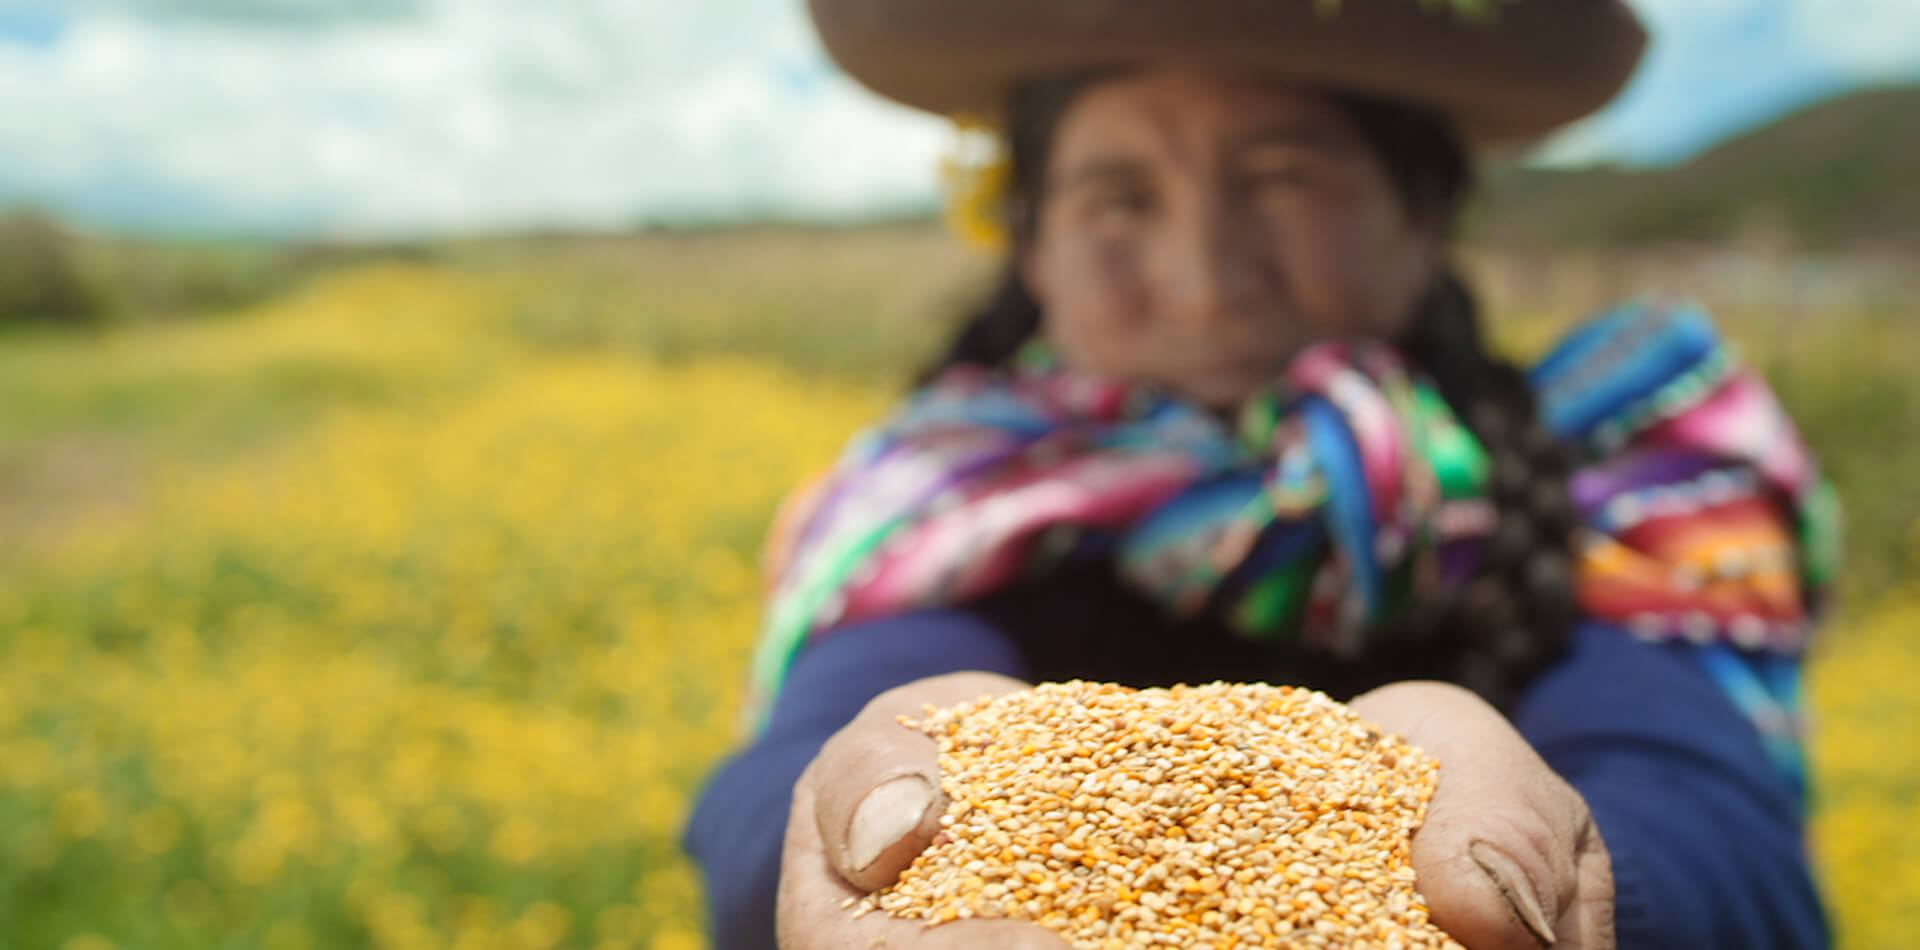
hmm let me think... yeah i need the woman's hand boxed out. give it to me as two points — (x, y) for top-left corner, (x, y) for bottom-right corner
(1350, 681), (1614, 950)
(777, 674), (1609, 950)
(775, 672), (1073, 950)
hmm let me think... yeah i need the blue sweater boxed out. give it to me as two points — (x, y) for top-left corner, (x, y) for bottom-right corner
(683, 606), (1827, 950)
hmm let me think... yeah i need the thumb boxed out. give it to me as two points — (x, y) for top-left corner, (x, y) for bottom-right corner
(810, 672), (1030, 892)
(1350, 681), (1604, 950)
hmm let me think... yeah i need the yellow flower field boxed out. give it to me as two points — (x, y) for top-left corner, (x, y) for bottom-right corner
(1, 250), (1915, 949)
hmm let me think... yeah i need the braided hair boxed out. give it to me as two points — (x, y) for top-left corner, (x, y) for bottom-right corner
(918, 75), (1580, 709)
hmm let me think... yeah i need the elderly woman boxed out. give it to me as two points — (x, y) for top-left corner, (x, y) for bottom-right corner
(684, 2), (1835, 948)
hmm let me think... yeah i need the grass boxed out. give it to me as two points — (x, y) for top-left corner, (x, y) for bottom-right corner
(0, 227), (1914, 950)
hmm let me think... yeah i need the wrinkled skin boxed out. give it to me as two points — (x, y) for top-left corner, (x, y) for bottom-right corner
(1022, 70), (1441, 411)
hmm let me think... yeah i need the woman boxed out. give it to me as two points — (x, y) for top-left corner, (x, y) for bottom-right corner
(685, 2), (1835, 948)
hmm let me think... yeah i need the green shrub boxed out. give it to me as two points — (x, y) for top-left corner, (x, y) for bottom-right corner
(0, 209), (108, 326)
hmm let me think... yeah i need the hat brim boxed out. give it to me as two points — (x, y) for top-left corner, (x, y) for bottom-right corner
(808, 0), (1647, 148)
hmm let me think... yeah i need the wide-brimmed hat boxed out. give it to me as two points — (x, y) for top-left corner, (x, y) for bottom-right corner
(808, 0), (1647, 147)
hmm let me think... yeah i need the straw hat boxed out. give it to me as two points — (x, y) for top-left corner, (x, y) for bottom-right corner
(807, 0), (1647, 147)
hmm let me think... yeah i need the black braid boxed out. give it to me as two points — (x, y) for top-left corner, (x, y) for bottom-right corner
(1396, 272), (1583, 707)
(915, 263), (1039, 387)
(914, 76), (1581, 708)
(1332, 94), (1583, 704)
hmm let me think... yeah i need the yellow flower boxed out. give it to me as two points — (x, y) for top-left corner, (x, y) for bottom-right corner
(648, 930), (704, 950)
(53, 786), (108, 839)
(509, 901), (572, 950)
(938, 115), (1011, 252)
(130, 804), (184, 858)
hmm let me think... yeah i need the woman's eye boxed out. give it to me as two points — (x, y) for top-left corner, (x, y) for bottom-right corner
(1095, 187), (1152, 214)
(1082, 186), (1153, 225)
(1247, 163), (1310, 189)
(1241, 149), (1324, 191)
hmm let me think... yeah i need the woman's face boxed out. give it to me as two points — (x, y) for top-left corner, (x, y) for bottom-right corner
(1022, 70), (1444, 409)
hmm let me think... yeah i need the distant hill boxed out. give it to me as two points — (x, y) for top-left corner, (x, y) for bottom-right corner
(1469, 85), (1920, 251)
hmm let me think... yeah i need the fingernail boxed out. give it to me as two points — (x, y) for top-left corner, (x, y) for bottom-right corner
(848, 775), (936, 872)
(1471, 840), (1556, 947)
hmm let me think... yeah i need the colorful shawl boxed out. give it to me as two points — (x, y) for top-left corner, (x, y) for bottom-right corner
(750, 301), (1840, 787)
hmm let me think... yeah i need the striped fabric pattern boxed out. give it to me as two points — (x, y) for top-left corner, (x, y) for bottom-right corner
(747, 301), (1837, 788)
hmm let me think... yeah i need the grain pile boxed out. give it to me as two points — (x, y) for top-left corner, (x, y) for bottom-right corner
(858, 680), (1462, 950)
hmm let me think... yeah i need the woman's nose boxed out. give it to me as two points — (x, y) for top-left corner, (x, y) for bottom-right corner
(1163, 200), (1267, 331)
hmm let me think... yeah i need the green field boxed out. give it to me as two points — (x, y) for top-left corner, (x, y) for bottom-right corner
(1, 229), (1915, 949)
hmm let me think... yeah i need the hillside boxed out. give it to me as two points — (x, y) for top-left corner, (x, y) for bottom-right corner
(1470, 84), (1920, 251)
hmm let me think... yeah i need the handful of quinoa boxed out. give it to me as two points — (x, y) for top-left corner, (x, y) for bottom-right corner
(859, 680), (1464, 950)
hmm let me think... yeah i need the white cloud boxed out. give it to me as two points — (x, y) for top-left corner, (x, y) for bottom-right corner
(0, 0), (949, 236)
(1529, 117), (1621, 168)
(1536, 0), (1920, 166)
(0, 0), (1911, 235)
(1625, 0), (1920, 79)
(1787, 0), (1920, 78)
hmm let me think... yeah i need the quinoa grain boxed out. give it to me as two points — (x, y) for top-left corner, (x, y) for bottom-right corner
(857, 680), (1463, 950)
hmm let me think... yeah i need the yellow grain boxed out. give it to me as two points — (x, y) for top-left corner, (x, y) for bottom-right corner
(863, 681), (1463, 949)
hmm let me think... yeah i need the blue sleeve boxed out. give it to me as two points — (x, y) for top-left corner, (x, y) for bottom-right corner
(1515, 621), (1828, 949)
(680, 611), (1031, 950)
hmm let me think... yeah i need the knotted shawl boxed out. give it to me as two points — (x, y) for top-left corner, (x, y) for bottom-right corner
(749, 301), (1839, 785)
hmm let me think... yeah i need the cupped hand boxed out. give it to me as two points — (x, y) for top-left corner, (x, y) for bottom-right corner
(777, 675), (1609, 950)
(775, 672), (1074, 950)
(1350, 681), (1614, 950)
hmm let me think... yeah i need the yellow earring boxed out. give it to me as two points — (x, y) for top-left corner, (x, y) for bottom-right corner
(938, 115), (1011, 251)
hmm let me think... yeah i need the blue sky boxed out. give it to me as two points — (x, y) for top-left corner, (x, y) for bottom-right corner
(0, 0), (1916, 238)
